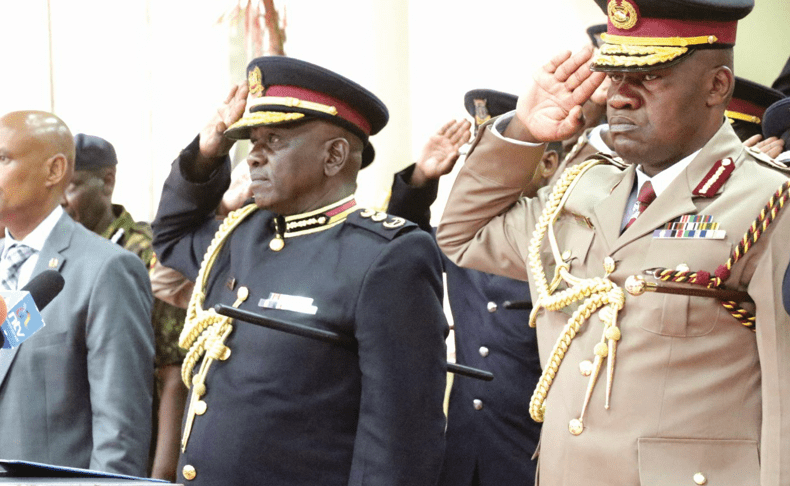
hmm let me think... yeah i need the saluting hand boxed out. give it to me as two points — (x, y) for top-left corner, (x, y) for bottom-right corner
(199, 82), (249, 160)
(512, 45), (606, 143)
(744, 134), (785, 160)
(411, 119), (472, 187)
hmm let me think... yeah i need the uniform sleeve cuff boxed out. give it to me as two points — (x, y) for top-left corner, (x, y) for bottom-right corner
(491, 112), (544, 147)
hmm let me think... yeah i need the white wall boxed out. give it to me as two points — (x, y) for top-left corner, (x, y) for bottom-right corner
(1, 0), (788, 221)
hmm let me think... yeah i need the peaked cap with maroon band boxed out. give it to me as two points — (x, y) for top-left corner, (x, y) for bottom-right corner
(726, 77), (785, 140)
(225, 56), (389, 168)
(590, 0), (753, 72)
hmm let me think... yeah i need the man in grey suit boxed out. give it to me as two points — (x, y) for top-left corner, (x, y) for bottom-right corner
(0, 111), (155, 476)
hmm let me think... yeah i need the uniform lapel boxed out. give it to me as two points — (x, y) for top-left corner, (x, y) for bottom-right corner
(591, 165), (636, 253)
(0, 213), (72, 390)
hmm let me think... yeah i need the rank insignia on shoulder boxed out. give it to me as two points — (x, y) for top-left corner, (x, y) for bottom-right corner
(652, 215), (726, 240)
(358, 208), (406, 229)
(693, 158), (734, 197)
(259, 293), (318, 315)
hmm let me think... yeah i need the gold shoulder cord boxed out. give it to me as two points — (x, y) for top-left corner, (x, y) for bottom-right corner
(180, 203), (259, 385)
(527, 159), (626, 436)
(178, 203), (258, 452)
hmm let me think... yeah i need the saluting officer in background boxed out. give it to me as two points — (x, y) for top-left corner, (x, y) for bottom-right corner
(152, 57), (448, 485)
(438, 0), (790, 484)
(386, 90), (561, 486)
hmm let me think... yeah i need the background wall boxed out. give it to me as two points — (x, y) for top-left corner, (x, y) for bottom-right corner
(1, 0), (788, 222)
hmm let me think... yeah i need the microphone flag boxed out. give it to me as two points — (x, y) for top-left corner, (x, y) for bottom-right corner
(0, 290), (46, 349)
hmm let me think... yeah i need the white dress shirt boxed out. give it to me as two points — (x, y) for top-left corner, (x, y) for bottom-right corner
(1, 206), (64, 289)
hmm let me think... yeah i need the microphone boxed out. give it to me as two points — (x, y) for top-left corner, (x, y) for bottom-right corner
(0, 270), (65, 349)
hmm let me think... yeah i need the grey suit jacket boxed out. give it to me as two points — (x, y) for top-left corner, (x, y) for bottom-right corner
(0, 212), (154, 476)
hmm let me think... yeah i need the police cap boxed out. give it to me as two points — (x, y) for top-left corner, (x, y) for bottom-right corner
(762, 97), (790, 141)
(73, 134), (117, 171)
(463, 89), (517, 128)
(225, 57), (389, 168)
(727, 77), (784, 127)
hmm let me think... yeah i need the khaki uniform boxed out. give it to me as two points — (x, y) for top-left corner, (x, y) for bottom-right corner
(437, 121), (790, 485)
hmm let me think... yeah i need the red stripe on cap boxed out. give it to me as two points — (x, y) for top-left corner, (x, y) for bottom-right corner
(727, 98), (767, 120)
(608, 18), (738, 45)
(265, 85), (371, 136)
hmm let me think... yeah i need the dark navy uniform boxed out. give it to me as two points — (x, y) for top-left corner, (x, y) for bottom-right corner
(387, 164), (541, 486)
(152, 56), (448, 486)
(152, 140), (447, 485)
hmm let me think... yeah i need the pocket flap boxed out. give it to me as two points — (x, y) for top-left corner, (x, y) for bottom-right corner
(638, 437), (758, 485)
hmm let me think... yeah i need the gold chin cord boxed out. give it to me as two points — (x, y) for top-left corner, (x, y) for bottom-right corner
(178, 203), (258, 452)
(527, 159), (625, 436)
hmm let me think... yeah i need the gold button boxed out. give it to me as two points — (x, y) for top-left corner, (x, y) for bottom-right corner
(569, 418), (584, 435)
(182, 464), (197, 481)
(603, 256), (616, 274)
(561, 250), (572, 261)
(269, 237), (285, 252)
(693, 472), (707, 485)
(237, 286), (250, 301)
(479, 346), (489, 357)
(473, 399), (483, 411)
(195, 400), (207, 416)
(579, 360), (594, 376)
(486, 302), (497, 313)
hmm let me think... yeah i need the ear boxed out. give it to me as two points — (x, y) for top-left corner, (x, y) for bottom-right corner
(708, 65), (734, 107)
(539, 150), (560, 179)
(102, 167), (116, 196)
(324, 138), (350, 177)
(44, 154), (69, 188)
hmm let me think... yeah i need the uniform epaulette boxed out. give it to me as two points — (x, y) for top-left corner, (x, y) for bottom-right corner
(345, 208), (417, 240)
(743, 144), (790, 173)
(584, 152), (629, 170)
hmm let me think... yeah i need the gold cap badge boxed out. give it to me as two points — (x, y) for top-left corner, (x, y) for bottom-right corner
(608, 0), (638, 30)
(248, 66), (263, 98)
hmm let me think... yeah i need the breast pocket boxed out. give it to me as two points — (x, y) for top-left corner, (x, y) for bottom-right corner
(638, 438), (758, 485)
(638, 238), (734, 337)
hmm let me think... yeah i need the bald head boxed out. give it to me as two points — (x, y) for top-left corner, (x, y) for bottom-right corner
(0, 111), (75, 165)
(0, 111), (74, 239)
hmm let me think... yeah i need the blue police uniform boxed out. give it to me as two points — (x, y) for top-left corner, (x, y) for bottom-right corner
(387, 164), (541, 486)
(152, 57), (448, 486)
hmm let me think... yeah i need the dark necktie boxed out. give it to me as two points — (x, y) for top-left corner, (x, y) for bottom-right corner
(624, 181), (656, 231)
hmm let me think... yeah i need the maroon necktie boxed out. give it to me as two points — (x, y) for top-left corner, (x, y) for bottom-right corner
(624, 181), (656, 230)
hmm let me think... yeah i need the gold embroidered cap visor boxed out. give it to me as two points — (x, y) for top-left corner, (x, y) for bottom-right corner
(223, 56), (389, 168)
(590, 0), (753, 72)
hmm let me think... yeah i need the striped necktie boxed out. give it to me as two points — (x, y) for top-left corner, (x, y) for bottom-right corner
(0, 243), (35, 290)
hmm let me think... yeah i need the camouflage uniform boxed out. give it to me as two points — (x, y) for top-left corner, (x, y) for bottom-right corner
(101, 204), (187, 371)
